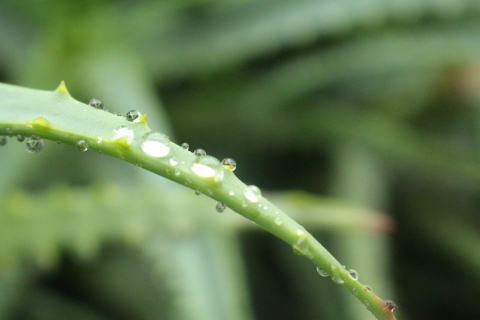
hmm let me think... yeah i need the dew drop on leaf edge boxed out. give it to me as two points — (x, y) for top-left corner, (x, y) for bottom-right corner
(126, 110), (140, 122)
(193, 149), (206, 156)
(76, 140), (89, 152)
(221, 158), (236, 171)
(89, 98), (104, 109)
(25, 136), (44, 153)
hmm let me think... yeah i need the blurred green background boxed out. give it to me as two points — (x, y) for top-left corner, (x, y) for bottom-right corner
(1, 0), (480, 319)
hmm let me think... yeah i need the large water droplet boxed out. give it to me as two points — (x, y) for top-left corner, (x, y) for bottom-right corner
(190, 156), (224, 181)
(216, 202), (226, 213)
(221, 158), (236, 171)
(244, 185), (261, 202)
(316, 267), (329, 277)
(112, 126), (134, 144)
(89, 98), (104, 109)
(331, 265), (344, 284)
(0, 136), (8, 146)
(181, 142), (189, 150)
(140, 131), (171, 157)
(25, 136), (44, 153)
(76, 140), (89, 152)
(348, 269), (359, 280)
(125, 110), (140, 122)
(193, 149), (206, 156)
(17, 135), (25, 142)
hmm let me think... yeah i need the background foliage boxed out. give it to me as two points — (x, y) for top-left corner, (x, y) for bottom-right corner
(1, 0), (480, 319)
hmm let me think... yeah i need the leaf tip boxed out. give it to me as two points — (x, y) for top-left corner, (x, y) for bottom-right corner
(134, 113), (148, 124)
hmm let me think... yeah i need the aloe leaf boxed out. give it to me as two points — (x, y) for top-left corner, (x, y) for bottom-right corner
(0, 82), (397, 320)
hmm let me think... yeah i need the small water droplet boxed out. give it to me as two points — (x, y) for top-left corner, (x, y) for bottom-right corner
(174, 169), (180, 176)
(141, 131), (171, 157)
(195, 190), (202, 196)
(170, 157), (178, 166)
(274, 217), (283, 225)
(215, 202), (226, 213)
(181, 142), (189, 150)
(244, 185), (261, 202)
(364, 285), (372, 292)
(316, 267), (329, 277)
(193, 149), (206, 156)
(76, 140), (89, 152)
(190, 156), (224, 181)
(89, 98), (104, 109)
(96, 136), (103, 143)
(348, 269), (359, 280)
(331, 265), (344, 284)
(125, 110), (141, 122)
(17, 135), (25, 142)
(6, 128), (13, 134)
(241, 200), (248, 208)
(112, 126), (134, 144)
(228, 190), (235, 196)
(221, 158), (236, 171)
(263, 206), (268, 210)
(25, 136), (44, 153)
(0, 136), (8, 146)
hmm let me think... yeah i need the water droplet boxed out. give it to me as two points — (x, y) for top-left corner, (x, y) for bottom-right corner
(170, 157), (178, 166)
(89, 98), (104, 109)
(274, 217), (283, 225)
(263, 206), (268, 210)
(181, 142), (189, 150)
(316, 267), (329, 277)
(364, 285), (372, 292)
(17, 135), (25, 142)
(228, 190), (235, 196)
(174, 168), (181, 176)
(140, 131), (171, 157)
(6, 128), (13, 134)
(112, 126), (134, 144)
(76, 140), (89, 152)
(190, 156), (224, 181)
(331, 265), (344, 284)
(195, 190), (202, 196)
(126, 110), (140, 122)
(244, 185), (261, 202)
(348, 269), (359, 280)
(0, 136), (8, 146)
(221, 158), (236, 171)
(193, 149), (206, 156)
(384, 300), (396, 310)
(25, 136), (44, 153)
(241, 200), (248, 208)
(215, 202), (226, 213)
(96, 136), (103, 143)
